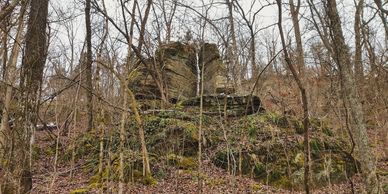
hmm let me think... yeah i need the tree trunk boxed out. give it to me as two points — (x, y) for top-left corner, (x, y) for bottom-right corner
(0, 1), (9, 80)
(278, 0), (311, 193)
(0, 3), (26, 192)
(354, 0), (364, 84)
(249, 28), (257, 78)
(85, 0), (93, 131)
(118, 84), (128, 194)
(225, 0), (240, 89)
(18, 0), (49, 192)
(128, 89), (151, 176)
(326, 0), (379, 193)
(0, 0), (26, 151)
(289, 0), (305, 76)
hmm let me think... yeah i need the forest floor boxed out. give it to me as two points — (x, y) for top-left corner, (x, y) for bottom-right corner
(31, 126), (387, 194)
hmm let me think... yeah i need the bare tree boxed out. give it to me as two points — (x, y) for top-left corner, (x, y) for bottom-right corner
(373, 0), (388, 39)
(0, 0), (20, 22)
(289, 0), (305, 76)
(18, 0), (49, 192)
(234, 0), (275, 78)
(354, 0), (364, 84)
(326, 0), (380, 193)
(0, 5), (26, 193)
(0, 0), (27, 149)
(276, 0), (311, 193)
(85, 0), (94, 131)
(92, 1), (153, 192)
(0, 1), (10, 80)
(225, 0), (240, 90)
(154, 0), (177, 43)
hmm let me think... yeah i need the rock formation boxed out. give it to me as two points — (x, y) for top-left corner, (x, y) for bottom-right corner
(181, 95), (264, 116)
(132, 41), (262, 115)
(199, 43), (228, 95)
(156, 42), (197, 100)
(133, 41), (230, 101)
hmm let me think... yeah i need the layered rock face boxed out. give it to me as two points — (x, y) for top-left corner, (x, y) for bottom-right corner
(199, 43), (227, 95)
(133, 42), (262, 115)
(134, 41), (230, 101)
(181, 95), (264, 116)
(156, 42), (197, 100)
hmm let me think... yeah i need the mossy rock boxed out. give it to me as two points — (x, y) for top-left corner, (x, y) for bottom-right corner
(213, 150), (229, 170)
(291, 119), (304, 134)
(132, 170), (158, 185)
(273, 175), (293, 189)
(167, 154), (197, 170)
(142, 114), (201, 157)
(70, 188), (89, 194)
(213, 115), (357, 191)
(213, 148), (283, 179)
(206, 178), (227, 187)
(89, 168), (109, 187)
(383, 183), (388, 193)
(259, 112), (289, 128)
(251, 183), (262, 191)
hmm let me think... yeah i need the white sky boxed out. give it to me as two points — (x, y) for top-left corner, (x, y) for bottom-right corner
(45, 0), (386, 75)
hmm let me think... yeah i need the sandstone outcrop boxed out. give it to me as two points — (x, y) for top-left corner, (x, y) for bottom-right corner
(133, 41), (230, 101)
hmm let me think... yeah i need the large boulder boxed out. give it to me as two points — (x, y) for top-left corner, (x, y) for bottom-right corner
(156, 42), (197, 100)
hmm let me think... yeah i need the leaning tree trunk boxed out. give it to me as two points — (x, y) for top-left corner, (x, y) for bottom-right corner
(326, 0), (379, 193)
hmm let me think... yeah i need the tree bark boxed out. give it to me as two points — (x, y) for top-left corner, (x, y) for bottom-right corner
(18, 0), (49, 192)
(85, 0), (94, 131)
(354, 0), (364, 83)
(118, 84), (128, 194)
(289, 0), (305, 76)
(0, 1), (10, 80)
(225, 0), (240, 89)
(117, 0), (137, 192)
(326, 0), (379, 193)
